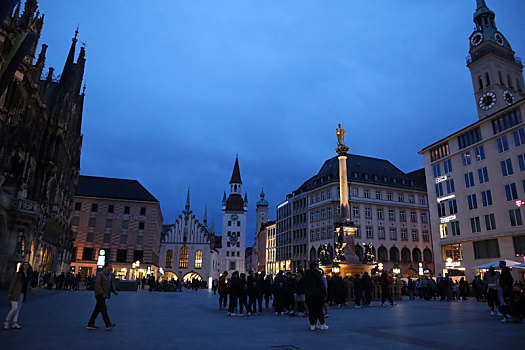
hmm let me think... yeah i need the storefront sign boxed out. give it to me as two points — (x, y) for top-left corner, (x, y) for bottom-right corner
(437, 194), (455, 203)
(440, 215), (456, 223)
(108, 214), (146, 221)
(445, 261), (461, 268)
(97, 249), (106, 268)
(435, 175), (448, 184)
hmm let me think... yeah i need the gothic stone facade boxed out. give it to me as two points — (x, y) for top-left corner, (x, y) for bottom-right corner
(0, 1), (85, 287)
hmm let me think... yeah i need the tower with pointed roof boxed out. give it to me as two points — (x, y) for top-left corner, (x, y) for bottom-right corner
(467, 0), (525, 119)
(221, 155), (248, 273)
(255, 187), (269, 235)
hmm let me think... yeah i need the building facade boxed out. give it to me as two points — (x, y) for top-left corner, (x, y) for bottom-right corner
(160, 190), (219, 285)
(276, 154), (434, 277)
(0, 2), (86, 287)
(220, 156), (248, 274)
(70, 176), (163, 280)
(420, 1), (525, 282)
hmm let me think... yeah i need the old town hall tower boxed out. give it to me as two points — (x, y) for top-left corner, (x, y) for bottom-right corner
(221, 156), (248, 273)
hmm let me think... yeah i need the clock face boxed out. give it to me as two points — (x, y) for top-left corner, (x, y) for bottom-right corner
(494, 32), (505, 46)
(230, 214), (238, 221)
(470, 32), (483, 46)
(229, 235), (238, 244)
(479, 92), (497, 110)
(503, 90), (515, 105)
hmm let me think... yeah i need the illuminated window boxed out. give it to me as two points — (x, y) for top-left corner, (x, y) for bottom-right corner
(195, 250), (203, 269)
(166, 249), (173, 268)
(179, 247), (189, 268)
(440, 223), (448, 238)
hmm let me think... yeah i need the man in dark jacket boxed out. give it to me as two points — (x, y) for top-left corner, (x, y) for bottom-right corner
(228, 271), (242, 316)
(263, 274), (273, 309)
(273, 272), (286, 315)
(380, 272), (394, 306)
(218, 271), (228, 310)
(87, 263), (118, 330)
(499, 261), (514, 302)
(304, 262), (328, 331)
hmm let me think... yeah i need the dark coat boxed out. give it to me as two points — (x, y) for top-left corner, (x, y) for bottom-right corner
(230, 277), (243, 296)
(303, 269), (326, 298)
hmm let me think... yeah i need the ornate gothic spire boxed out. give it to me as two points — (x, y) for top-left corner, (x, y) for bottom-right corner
(184, 187), (190, 214)
(229, 154), (242, 185)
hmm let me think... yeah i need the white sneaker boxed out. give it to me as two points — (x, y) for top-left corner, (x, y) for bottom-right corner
(310, 325), (315, 331)
(320, 324), (329, 330)
(496, 312), (503, 316)
(230, 313), (237, 317)
(11, 323), (21, 329)
(3, 322), (9, 330)
(355, 305), (361, 309)
(490, 311), (495, 316)
(501, 318), (509, 323)
(247, 312), (251, 316)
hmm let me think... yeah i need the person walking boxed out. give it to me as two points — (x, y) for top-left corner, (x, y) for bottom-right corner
(148, 274), (155, 293)
(484, 266), (500, 316)
(304, 262), (328, 331)
(218, 271), (228, 310)
(380, 272), (394, 306)
(4, 262), (35, 330)
(353, 274), (363, 308)
(228, 271), (242, 316)
(272, 271), (286, 315)
(292, 270), (307, 317)
(86, 263), (118, 330)
(263, 274), (273, 309)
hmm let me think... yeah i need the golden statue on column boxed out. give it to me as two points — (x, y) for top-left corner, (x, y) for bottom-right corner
(335, 123), (350, 155)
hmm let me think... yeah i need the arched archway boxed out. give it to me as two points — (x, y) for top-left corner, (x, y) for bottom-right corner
(401, 248), (411, 262)
(310, 247), (316, 262)
(163, 271), (178, 281)
(412, 248), (422, 262)
(389, 247), (400, 262)
(183, 272), (202, 282)
(377, 246), (388, 262)
(423, 248), (433, 263)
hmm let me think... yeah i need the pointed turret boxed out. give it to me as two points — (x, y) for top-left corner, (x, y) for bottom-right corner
(244, 192), (248, 204)
(35, 43), (47, 78)
(211, 218), (215, 234)
(60, 28), (78, 84)
(13, 1), (21, 19)
(203, 206), (208, 226)
(184, 187), (190, 214)
(229, 154), (242, 185)
(20, 0), (37, 29)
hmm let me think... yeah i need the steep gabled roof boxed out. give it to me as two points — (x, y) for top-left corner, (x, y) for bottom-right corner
(75, 175), (158, 202)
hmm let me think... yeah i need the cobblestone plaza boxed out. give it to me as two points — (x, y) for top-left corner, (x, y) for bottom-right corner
(1, 289), (524, 350)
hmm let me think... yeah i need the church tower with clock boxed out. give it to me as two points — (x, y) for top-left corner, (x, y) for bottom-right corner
(221, 155), (248, 274)
(467, 0), (525, 119)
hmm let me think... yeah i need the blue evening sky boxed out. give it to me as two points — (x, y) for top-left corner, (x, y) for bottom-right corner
(36, 0), (525, 244)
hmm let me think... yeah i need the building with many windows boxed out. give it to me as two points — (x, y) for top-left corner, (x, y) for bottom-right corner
(420, 1), (525, 281)
(160, 190), (220, 285)
(276, 154), (433, 277)
(70, 176), (163, 280)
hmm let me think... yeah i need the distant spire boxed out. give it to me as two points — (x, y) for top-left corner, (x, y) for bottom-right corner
(229, 154), (242, 185)
(222, 190), (227, 203)
(211, 218), (215, 234)
(244, 191), (248, 204)
(260, 187), (265, 200)
(184, 187), (190, 213)
(203, 206), (208, 226)
(60, 27), (78, 83)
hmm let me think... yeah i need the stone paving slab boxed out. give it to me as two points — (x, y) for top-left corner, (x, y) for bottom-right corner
(0, 289), (524, 350)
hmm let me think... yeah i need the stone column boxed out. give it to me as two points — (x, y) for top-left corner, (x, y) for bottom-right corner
(338, 154), (351, 221)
